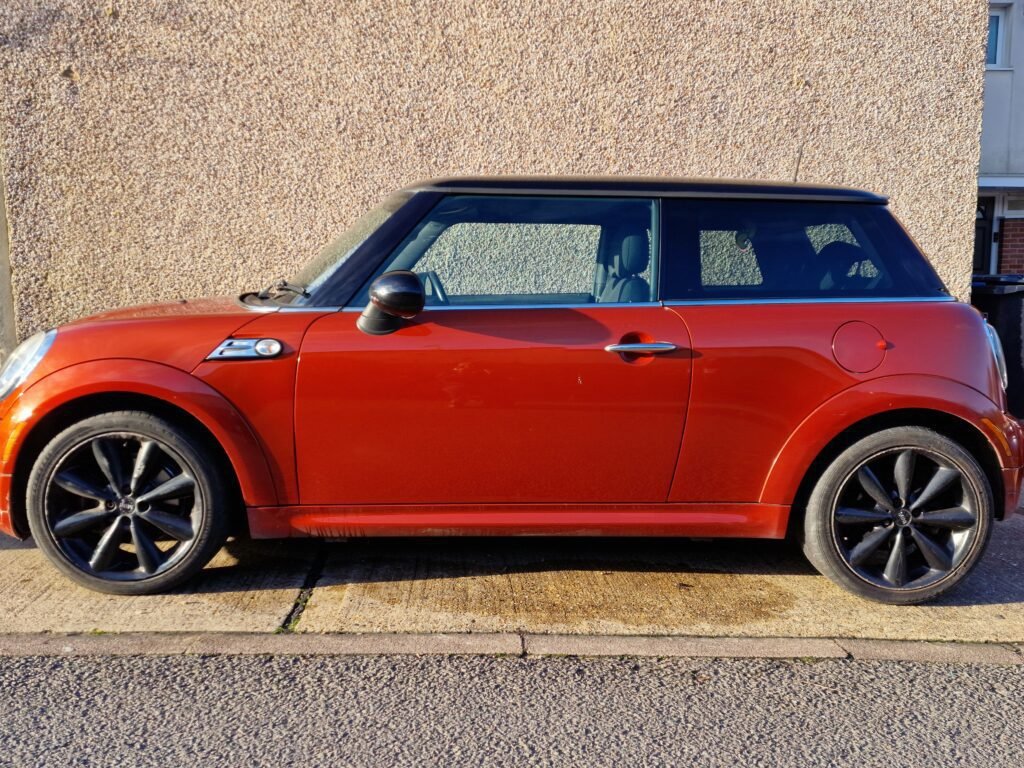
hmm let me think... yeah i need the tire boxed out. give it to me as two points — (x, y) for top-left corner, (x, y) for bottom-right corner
(26, 411), (230, 595)
(802, 426), (993, 605)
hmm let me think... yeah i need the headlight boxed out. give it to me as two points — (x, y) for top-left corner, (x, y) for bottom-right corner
(0, 330), (56, 402)
(984, 322), (1009, 391)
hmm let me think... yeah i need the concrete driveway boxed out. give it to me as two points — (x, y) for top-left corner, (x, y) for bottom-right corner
(1, 516), (1021, 643)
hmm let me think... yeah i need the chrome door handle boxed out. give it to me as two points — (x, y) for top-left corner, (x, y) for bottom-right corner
(604, 342), (678, 355)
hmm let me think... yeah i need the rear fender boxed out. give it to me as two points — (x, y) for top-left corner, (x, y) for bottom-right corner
(760, 375), (1022, 506)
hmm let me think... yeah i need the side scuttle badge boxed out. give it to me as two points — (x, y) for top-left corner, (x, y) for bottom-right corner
(206, 338), (283, 360)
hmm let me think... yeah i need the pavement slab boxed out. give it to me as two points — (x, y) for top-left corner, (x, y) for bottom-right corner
(299, 516), (1024, 642)
(0, 536), (313, 633)
(2, 515), (1022, 642)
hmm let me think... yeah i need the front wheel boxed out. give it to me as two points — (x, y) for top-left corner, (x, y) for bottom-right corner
(802, 427), (993, 605)
(26, 411), (230, 595)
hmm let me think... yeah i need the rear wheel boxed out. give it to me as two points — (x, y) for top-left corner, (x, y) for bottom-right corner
(26, 411), (229, 595)
(802, 426), (993, 604)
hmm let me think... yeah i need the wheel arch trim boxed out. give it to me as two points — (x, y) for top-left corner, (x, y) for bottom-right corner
(1, 359), (277, 537)
(759, 375), (1021, 513)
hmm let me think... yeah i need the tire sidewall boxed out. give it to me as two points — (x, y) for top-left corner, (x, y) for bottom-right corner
(803, 427), (994, 605)
(26, 411), (227, 595)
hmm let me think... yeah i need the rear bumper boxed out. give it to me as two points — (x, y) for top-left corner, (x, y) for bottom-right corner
(998, 415), (1024, 518)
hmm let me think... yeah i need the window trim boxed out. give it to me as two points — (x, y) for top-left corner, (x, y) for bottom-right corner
(336, 302), (663, 313)
(1004, 194), (1024, 218)
(661, 296), (956, 307)
(326, 296), (957, 314)
(988, 5), (1011, 69)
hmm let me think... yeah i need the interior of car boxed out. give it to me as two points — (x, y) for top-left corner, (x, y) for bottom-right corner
(351, 195), (900, 308)
(353, 195), (657, 307)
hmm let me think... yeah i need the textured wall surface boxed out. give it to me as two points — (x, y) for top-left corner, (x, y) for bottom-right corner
(0, 174), (15, 353)
(0, 1), (987, 345)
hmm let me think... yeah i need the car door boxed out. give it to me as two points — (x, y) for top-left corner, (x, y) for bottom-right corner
(294, 194), (692, 505)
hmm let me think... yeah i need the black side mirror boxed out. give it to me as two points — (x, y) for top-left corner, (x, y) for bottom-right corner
(357, 270), (426, 335)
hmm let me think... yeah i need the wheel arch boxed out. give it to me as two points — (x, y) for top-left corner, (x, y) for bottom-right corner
(2, 360), (278, 538)
(764, 373), (1020, 545)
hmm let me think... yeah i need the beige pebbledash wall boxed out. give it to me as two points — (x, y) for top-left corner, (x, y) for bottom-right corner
(0, 1), (988, 351)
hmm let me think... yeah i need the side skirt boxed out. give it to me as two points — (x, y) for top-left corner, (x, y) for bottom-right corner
(246, 503), (790, 540)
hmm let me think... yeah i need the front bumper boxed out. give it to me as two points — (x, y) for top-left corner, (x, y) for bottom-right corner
(0, 394), (33, 538)
(0, 473), (14, 538)
(1002, 466), (1023, 518)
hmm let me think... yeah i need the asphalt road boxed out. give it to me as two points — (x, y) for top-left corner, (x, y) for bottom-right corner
(1, 654), (1021, 767)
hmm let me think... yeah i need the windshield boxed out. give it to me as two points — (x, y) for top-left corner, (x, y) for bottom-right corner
(288, 190), (413, 301)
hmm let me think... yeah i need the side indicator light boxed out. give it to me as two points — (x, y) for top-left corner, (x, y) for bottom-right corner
(206, 338), (283, 360)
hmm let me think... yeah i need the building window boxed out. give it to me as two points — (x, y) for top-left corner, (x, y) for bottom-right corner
(988, 7), (1009, 67)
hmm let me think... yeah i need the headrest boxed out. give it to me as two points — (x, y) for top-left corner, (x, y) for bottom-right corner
(619, 235), (649, 276)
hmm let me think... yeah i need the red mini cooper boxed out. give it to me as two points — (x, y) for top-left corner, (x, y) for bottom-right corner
(0, 177), (1018, 603)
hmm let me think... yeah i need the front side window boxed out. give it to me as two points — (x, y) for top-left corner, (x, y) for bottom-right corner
(350, 195), (658, 307)
(661, 198), (949, 300)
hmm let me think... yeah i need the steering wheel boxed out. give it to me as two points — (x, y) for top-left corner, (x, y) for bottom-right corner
(419, 270), (450, 305)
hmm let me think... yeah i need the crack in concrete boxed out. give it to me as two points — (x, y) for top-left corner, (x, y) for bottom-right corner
(277, 544), (327, 633)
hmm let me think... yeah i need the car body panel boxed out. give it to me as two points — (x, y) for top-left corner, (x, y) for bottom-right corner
(59, 297), (260, 372)
(760, 375), (1023, 505)
(247, 502), (789, 539)
(192, 310), (330, 503)
(665, 300), (1010, 504)
(0, 298), (258, 427)
(294, 305), (693, 504)
(0, 359), (277, 537)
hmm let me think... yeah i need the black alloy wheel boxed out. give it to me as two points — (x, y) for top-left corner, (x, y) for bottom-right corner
(832, 448), (981, 590)
(802, 427), (993, 604)
(27, 411), (229, 594)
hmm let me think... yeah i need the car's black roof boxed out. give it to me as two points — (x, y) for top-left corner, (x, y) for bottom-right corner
(406, 176), (887, 203)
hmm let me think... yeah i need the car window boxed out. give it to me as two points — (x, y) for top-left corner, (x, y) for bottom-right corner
(660, 199), (949, 300)
(805, 223), (857, 253)
(416, 222), (600, 298)
(349, 195), (658, 307)
(292, 191), (413, 296)
(700, 229), (763, 287)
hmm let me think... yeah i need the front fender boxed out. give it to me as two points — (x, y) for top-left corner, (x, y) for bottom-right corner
(0, 359), (277, 537)
(759, 375), (1024, 506)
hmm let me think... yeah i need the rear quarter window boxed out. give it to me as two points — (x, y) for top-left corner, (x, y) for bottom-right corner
(660, 199), (948, 300)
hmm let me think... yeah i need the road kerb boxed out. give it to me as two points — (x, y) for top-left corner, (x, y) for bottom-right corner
(523, 634), (848, 659)
(0, 633), (1021, 664)
(835, 638), (1024, 665)
(0, 632), (523, 657)
(190, 632), (525, 656)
